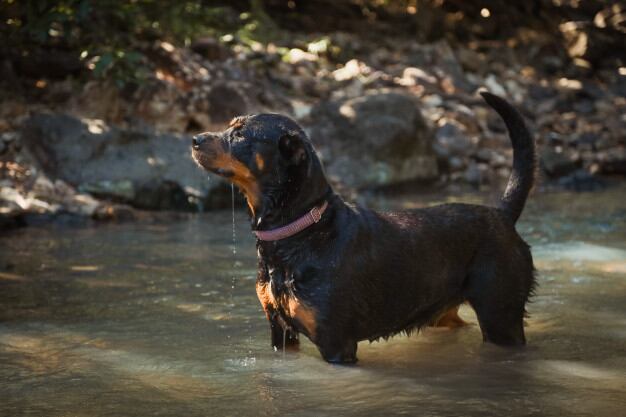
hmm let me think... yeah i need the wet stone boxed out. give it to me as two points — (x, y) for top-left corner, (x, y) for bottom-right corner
(541, 149), (582, 178)
(557, 169), (607, 192)
(434, 121), (472, 158)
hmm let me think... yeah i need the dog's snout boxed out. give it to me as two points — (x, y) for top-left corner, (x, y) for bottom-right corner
(193, 133), (218, 149)
(192, 135), (206, 149)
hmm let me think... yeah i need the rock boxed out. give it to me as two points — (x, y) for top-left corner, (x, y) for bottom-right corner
(14, 48), (83, 79)
(573, 99), (595, 114)
(397, 67), (438, 87)
(0, 185), (57, 214)
(21, 113), (221, 211)
(332, 59), (370, 82)
(463, 162), (482, 186)
(541, 55), (564, 74)
(474, 148), (495, 164)
(306, 91), (438, 189)
(528, 84), (557, 101)
(433, 120), (473, 158)
(2, 131), (17, 144)
(68, 193), (103, 217)
(596, 149), (626, 176)
(455, 47), (483, 73)
(574, 132), (600, 149)
(0, 119), (10, 132)
(136, 82), (189, 132)
(190, 37), (231, 61)
(134, 180), (195, 211)
(484, 74), (507, 97)
(407, 40), (473, 92)
(285, 48), (317, 64)
(448, 156), (466, 171)
(559, 20), (626, 67)
(0, 187), (25, 213)
(80, 180), (135, 201)
(540, 149), (581, 177)
(206, 83), (248, 125)
(421, 94), (443, 108)
(557, 169), (607, 192)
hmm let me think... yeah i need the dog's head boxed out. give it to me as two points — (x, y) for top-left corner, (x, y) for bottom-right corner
(192, 114), (328, 218)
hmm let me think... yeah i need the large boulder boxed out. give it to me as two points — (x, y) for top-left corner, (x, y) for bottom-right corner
(305, 91), (438, 189)
(20, 113), (219, 211)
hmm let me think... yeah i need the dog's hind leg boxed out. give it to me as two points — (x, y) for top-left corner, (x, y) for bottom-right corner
(469, 295), (526, 345)
(316, 332), (358, 364)
(465, 249), (534, 346)
(431, 305), (469, 328)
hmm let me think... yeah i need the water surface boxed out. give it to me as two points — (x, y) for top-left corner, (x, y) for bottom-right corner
(1, 187), (625, 416)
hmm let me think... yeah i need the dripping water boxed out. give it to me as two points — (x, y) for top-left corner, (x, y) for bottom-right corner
(231, 183), (237, 257)
(229, 183), (237, 330)
(226, 137), (236, 344)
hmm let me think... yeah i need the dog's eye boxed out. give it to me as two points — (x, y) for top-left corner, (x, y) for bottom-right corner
(229, 131), (244, 142)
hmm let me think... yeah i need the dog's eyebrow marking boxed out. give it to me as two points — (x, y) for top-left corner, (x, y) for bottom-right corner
(229, 116), (246, 129)
(255, 153), (265, 171)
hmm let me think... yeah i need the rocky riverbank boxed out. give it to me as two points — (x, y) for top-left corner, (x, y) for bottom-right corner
(1, 16), (624, 226)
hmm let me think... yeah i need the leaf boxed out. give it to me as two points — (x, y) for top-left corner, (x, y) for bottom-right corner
(77, 0), (92, 20)
(93, 53), (113, 77)
(124, 51), (142, 63)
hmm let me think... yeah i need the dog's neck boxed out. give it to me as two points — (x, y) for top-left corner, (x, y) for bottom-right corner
(253, 185), (333, 232)
(254, 193), (343, 273)
(251, 162), (332, 233)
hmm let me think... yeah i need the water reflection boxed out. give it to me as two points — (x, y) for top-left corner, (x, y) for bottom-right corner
(1, 187), (625, 416)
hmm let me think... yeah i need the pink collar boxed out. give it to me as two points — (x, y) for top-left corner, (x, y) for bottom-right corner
(254, 201), (329, 241)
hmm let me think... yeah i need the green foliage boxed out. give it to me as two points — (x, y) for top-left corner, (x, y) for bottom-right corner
(1, 0), (240, 87)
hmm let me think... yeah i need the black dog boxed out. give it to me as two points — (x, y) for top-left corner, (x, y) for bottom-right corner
(192, 92), (536, 364)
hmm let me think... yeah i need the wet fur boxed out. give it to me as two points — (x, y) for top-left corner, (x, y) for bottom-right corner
(192, 92), (537, 364)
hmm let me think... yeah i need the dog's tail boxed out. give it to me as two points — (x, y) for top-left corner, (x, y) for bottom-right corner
(480, 92), (536, 224)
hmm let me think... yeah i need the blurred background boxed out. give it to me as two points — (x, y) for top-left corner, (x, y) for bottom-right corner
(1, 3), (626, 415)
(0, 0), (625, 226)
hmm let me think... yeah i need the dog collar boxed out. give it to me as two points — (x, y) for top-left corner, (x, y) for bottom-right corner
(254, 201), (328, 241)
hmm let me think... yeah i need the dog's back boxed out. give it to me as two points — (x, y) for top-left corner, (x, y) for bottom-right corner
(328, 93), (537, 345)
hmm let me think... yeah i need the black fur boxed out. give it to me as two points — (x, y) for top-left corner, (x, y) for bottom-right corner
(192, 92), (537, 364)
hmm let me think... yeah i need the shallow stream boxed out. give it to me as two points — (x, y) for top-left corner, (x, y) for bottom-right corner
(1, 187), (625, 416)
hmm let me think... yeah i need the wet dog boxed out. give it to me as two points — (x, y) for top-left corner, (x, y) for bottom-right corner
(192, 92), (536, 364)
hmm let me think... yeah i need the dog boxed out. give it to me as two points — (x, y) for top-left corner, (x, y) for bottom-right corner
(192, 92), (536, 364)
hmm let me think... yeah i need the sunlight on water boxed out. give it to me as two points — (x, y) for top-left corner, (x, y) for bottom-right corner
(534, 242), (626, 262)
(0, 187), (625, 416)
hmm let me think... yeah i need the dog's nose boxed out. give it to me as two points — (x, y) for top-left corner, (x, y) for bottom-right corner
(192, 134), (206, 149)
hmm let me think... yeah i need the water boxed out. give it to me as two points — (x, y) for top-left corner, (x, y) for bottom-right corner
(1, 187), (625, 416)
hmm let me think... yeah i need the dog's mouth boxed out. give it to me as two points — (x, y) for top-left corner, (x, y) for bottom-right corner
(191, 144), (261, 212)
(192, 148), (235, 178)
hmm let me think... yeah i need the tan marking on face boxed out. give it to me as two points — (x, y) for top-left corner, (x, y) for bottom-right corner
(255, 153), (265, 171)
(194, 140), (260, 214)
(229, 116), (246, 129)
(211, 152), (260, 213)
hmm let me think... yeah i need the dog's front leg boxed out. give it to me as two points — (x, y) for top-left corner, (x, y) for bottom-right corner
(316, 334), (358, 364)
(268, 310), (300, 351)
(256, 279), (299, 351)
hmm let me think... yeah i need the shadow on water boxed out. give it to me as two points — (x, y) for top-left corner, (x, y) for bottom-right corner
(1, 186), (625, 416)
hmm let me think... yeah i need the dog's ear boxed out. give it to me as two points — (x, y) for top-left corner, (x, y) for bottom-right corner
(278, 132), (307, 166)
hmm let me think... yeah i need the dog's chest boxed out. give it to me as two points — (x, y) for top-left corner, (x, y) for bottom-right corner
(257, 259), (319, 338)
